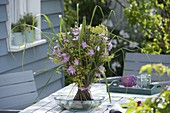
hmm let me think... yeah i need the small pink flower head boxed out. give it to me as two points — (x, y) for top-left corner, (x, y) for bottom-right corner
(67, 65), (76, 75)
(88, 49), (94, 56)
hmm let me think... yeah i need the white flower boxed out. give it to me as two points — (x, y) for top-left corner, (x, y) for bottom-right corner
(111, 62), (121, 71)
(134, 29), (138, 33)
(119, 30), (130, 38)
(119, 30), (125, 36)
(95, 46), (100, 51)
(112, 39), (117, 45)
(103, 19), (113, 28)
(129, 42), (139, 48)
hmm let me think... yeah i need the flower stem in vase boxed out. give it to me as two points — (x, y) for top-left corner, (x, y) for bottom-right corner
(73, 86), (92, 101)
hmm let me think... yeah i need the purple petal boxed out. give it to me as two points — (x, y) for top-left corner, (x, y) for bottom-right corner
(88, 49), (94, 56)
(82, 41), (88, 48)
(63, 38), (68, 42)
(61, 53), (69, 63)
(108, 42), (113, 51)
(67, 65), (76, 75)
(96, 73), (101, 77)
(74, 59), (79, 65)
(99, 65), (105, 72)
(72, 28), (79, 35)
(73, 36), (79, 40)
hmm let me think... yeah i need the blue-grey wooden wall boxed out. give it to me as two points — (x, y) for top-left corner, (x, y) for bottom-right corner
(0, 0), (64, 100)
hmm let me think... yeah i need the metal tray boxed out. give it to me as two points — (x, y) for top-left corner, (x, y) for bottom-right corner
(108, 80), (163, 95)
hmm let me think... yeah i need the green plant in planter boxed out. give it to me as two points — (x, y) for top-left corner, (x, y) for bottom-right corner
(19, 13), (38, 43)
(11, 21), (25, 46)
(126, 63), (170, 113)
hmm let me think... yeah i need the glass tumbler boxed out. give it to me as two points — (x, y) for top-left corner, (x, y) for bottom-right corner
(137, 74), (151, 89)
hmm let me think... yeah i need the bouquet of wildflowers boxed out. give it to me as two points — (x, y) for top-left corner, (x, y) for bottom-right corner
(51, 17), (114, 100)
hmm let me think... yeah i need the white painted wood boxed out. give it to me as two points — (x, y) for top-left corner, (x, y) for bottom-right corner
(7, 0), (42, 49)
(19, 83), (158, 113)
(8, 39), (47, 52)
(0, 70), (38, 110)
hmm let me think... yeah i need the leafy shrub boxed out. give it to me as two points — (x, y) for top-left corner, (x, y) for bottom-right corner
(124, 0), (170, 54)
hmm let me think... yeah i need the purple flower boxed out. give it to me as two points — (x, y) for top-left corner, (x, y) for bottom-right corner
(99, 65), (105, 72)
(88, 49), (94, 56)
(67, 65), (76, 75)
(98, 33), (105, 37)
(53, 48), (61, 56)
(74, 59), (79, 65)
(72, 29), (79, 35)
(103, 36), (109, 43)
(102, 48), (107, 56)
(54, 45), (58, 49)
(96, 73), (101, 77)
(108, 42), (113, 51)
(82, 41), (88, 48)
(63, 37), (68, 43)
(61, 53), (69, 63)
(73, 36), (79, 40)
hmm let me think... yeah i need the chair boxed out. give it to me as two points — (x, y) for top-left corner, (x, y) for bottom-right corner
(123, 52), (170, 83)
(0, 70), (38, 112)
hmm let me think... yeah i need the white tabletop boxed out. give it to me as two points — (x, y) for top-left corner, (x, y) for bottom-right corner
(20, 83), (158, 113)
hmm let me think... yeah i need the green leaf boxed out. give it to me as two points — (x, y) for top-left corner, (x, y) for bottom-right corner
(139, 64), (152, 74)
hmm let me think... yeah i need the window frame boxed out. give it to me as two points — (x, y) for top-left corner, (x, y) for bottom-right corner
(7, 0), (46, 52)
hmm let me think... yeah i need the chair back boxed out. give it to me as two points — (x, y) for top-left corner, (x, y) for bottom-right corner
(0, 70), (38, 110)
(123, 53), (170, 82)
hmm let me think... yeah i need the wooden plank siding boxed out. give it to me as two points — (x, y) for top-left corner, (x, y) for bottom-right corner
(0, 0), (8, 56)
(123, 53), (170, 82)
(0, 0), (64, 100)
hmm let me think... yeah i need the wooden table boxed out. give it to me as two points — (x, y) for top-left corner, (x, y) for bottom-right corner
(19, 83), (158, 113)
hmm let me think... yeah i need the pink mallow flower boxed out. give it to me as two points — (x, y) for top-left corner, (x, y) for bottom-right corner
(88, 49), (94, 56)
(72, 28), (79, 35)
(63, 37), (68, 43)
(82, 41), (88, 48)
(74, 59), (79, 65)
(95, 73), (101, 77)
(61, 53), (69, 63)
(67, 65), (76, 75)
(99, 65), (105, 72)
(108, 42), (113, 51)
(53, 48), (61, 56)
(73, 36), (79, 41)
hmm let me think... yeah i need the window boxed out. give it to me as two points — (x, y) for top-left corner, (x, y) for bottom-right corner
(7, 0), (46, 52)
